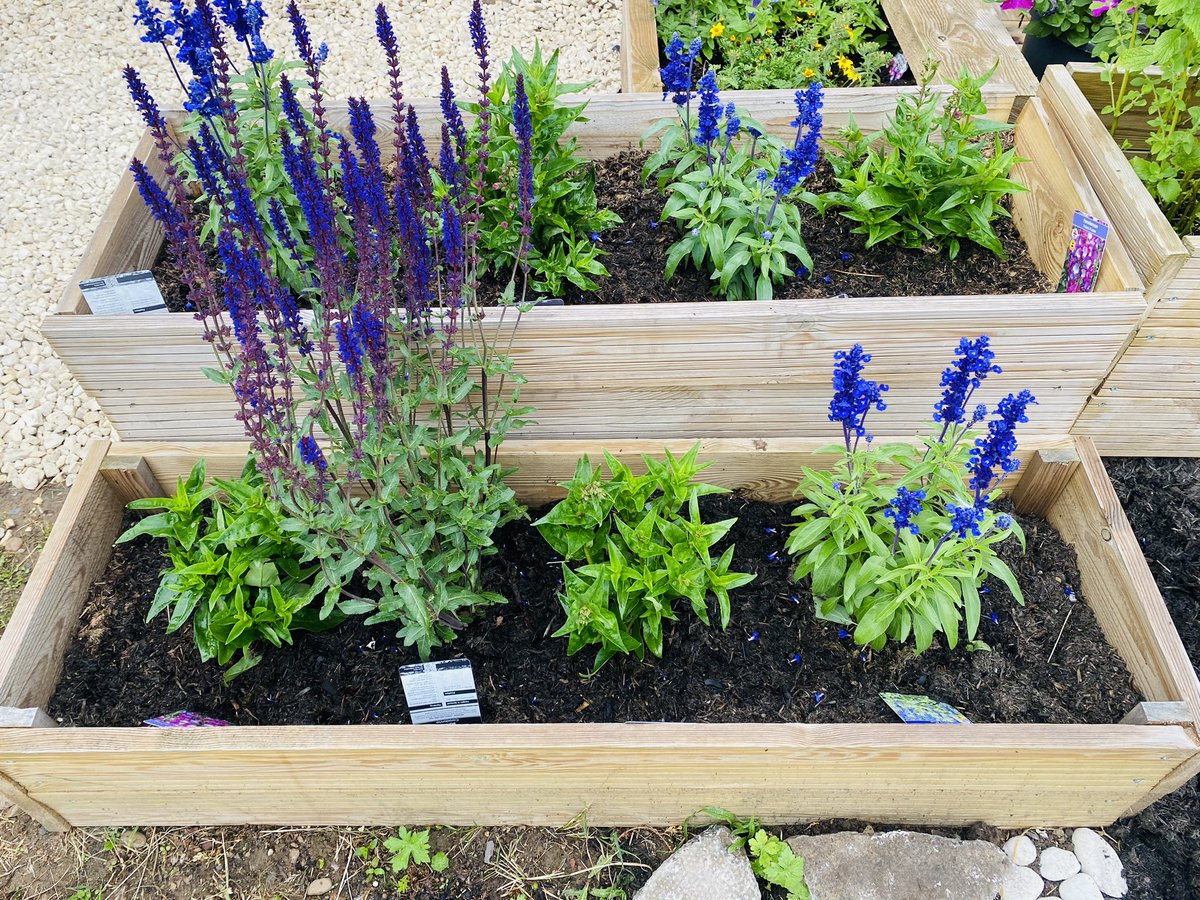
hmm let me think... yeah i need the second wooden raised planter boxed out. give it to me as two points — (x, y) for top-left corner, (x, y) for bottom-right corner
(45, 87), (1145, 446)
(0, 435), (1197, 830)
(1039, 64), (1200, 456)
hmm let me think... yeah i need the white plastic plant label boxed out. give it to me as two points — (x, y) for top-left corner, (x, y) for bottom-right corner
(399, 658), (481, 724)
(79, 270), (168, 315)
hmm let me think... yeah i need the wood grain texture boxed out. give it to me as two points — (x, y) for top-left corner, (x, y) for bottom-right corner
(881, 0), (1038, 101)
(0, 441), (122, 710)
(621, 0), (660, 93)
(43, 291), (1144, 443)
(1121, 702), (1193, 727)
(56, 130), (166, 316)
(1010, 445), (1080, 518)
(1046, 438), (1200, 723)
(0, 768), (71, 832)
(114, 437), (1058, 504)
(100, 454), (165, 504)
(0, 723), (1193, 828)
(0, 708), (57, 729)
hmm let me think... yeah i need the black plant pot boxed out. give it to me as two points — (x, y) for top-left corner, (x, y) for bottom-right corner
(1021, 32), (1097, 80)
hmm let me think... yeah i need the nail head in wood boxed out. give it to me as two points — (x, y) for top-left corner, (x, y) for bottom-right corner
(100, 455), (164, 505)
(1011, 445), (1081, 518)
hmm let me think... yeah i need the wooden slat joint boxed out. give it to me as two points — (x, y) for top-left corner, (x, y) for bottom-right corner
(0, 707), (58, 729)
(1121, 701), (1194, 727)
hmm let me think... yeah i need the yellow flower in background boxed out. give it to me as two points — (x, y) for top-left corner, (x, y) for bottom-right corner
(710, 21), (725, 38)
(758, 52), (767, 60)
(813, 41), (822, 49)
(837, 54), (862, 82)
(845, 25), (856, 39)
(803, 67), (817, 79)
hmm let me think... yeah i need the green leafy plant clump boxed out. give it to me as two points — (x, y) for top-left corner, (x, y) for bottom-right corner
(787, 338), (1034, 653)
(116, 458), (341, 681)
(535, 445), (755, 670)
(463, 43), (621, 296)
(816, 65), (1028, 259)
(1094, 0), (1200, 236)
(700, 808), (810, 900)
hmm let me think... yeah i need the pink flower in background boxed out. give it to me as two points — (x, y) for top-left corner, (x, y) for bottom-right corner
(1090, 0), (1119, 14)
(1000, 0), (1035, 10)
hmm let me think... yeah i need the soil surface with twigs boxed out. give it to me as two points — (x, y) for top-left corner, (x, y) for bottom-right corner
(50, 497), (1137, 728)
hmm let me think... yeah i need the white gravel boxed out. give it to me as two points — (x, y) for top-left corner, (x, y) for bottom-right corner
(0, 0), (620, 488)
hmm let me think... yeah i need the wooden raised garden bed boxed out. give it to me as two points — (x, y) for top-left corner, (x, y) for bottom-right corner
(0, 436), (1197, 829)
(45, 88), (1146, 446)
(1039, 65), (1200, 457)
(620, 0), (1038, 101)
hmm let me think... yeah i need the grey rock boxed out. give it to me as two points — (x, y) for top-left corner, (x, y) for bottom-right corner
(635, 827), (759, 900)
(305, 877), (333, 896)
(786, 831), (1009, 900)
(1059, 872), (1104, 900)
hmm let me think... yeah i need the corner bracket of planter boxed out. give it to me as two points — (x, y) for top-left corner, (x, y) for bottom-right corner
(1011, 445), (1081, 518)
(100, 454), (165, 504)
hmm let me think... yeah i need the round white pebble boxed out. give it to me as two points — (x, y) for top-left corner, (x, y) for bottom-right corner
(1040, 845), (1082, 881)
(1059, 872), (1104, 900)
(1072, 828), (1128, 897)
(1003, 835), (1038, 866)
(1001, 864), (1044, 900)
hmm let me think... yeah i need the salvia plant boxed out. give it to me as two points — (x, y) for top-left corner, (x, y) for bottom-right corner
(534, 445), (755, 670)
(1093, 0), (1200, 236)
(116, 459), (342, 681)
(125, 0), (535, 658)
(132, 0), (343, 296)
(645, 40), (824, 299)
(786, 337), (1035, 653)
(461, 42), (620, 295)
(816, 65), (1028, 259)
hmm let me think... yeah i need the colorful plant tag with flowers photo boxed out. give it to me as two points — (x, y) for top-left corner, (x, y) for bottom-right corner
(143, 711), (230, 728)
(880, 693), (972, 724)
(1057, 212), (1109, 294)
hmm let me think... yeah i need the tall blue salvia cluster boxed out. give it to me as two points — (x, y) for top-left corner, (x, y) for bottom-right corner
(125, 0), (535, 499)
(934, 335), (1002, 435)
(829, 344), (889, 452)
(660, 33), (702, 109)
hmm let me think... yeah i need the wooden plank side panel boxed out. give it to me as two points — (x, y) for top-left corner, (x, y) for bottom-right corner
(621, 0), (660, 93)
(1010, 96), (1142, 294)
(1046, 438), (1200, 725)
(56, 131), (165, 315)
(881, 0), (1038, 101)
(1039, 66), (1187, 301)
(1072, 397), (1200, 457)
(0, 441), (122, 710)
(117, 437), (1056, 505)
(0, 724), (1193, 828)
(44, 294), (1144, 442)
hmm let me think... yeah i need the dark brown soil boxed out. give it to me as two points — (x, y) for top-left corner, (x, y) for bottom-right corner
(50, 496), (1137, 728)
(153, 153), (1050, 312)
(1101, 457), (1200, 900)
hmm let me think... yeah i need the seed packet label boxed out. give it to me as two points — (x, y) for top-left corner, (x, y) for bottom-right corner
(1057, 212), (1109, 294)
(880, 692), (971, 724)
(143, 710), (230, 728)
(400, 658), (481, 724)
(79, 270), (168, 315)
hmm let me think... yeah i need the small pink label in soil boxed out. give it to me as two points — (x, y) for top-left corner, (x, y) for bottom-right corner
(143, 710), (231, 728)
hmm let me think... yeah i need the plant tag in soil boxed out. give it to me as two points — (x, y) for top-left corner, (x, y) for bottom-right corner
(79, 270), (168, 315)
(399, 658), (482, 724)
(1056, 211), (1108, 294)
(143, 710), (230, 727)
(880, 692), (971, 724)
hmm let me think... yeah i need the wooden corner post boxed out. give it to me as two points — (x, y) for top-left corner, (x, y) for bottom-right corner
(1011, 444), (1081, 518)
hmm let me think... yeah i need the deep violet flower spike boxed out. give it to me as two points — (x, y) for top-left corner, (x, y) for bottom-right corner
(336, 319), (363, 379)
(441, 198), (464, 274)
(694, 70), (721, 149)
(724, 102), (741, 140)
(298, 435), (327, 473)
(884, 487), (926, 536)
(934, 335), (1002, 426)
(661, 33), (701, 106)
(374, 1), (397, 52)
(130, 158), (184, 237)
(279, 74), (308, 138)
(469, 0), (490, 71)
(124, 66), (168, 135)
(513, 74), (534, 236)
(829, 344), (888, 438)
(440, 66), (468, 157)
(134, 0), (176, 43)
